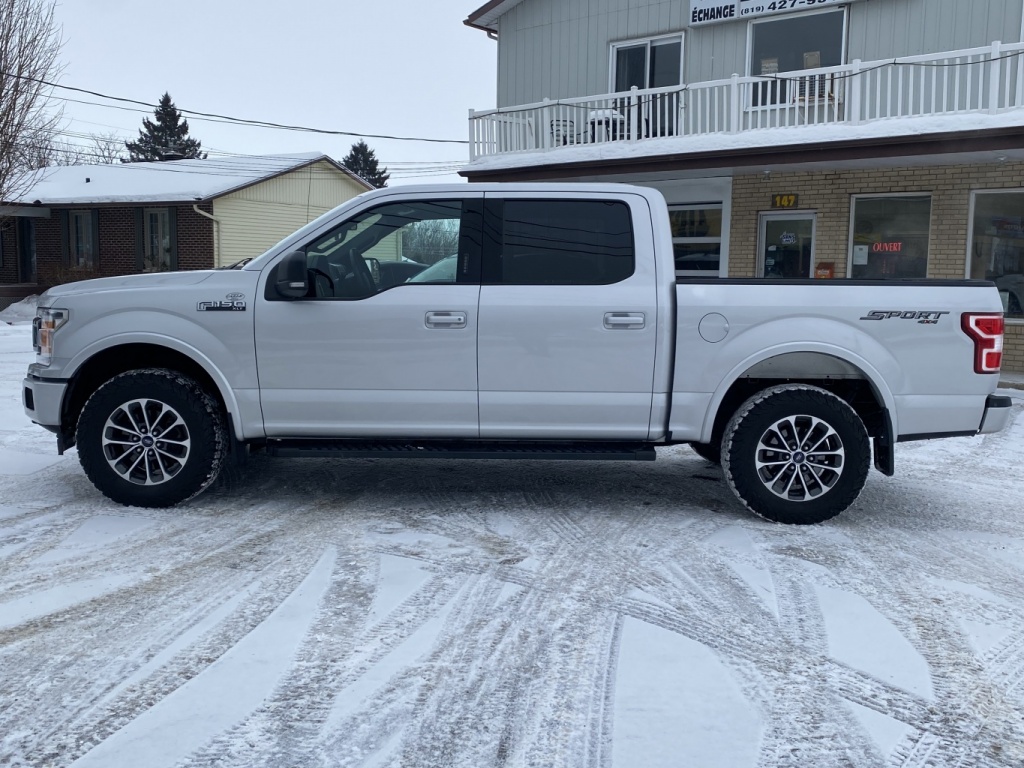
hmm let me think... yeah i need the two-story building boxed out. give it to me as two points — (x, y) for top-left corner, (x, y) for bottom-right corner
(463, 0), (1024, 372)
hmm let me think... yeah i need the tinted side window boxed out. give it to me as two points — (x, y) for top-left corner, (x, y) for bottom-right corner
(498, 200), (635, 285)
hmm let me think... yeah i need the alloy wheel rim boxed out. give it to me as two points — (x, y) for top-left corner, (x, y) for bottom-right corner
(753, 415), (845, 502)
(101, 398), (191, 486)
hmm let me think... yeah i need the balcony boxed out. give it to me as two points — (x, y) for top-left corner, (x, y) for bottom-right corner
(468, 41), (1024, 163)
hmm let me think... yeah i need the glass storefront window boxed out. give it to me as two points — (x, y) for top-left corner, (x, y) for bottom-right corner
(970, 192), (1024, 318)
(849, 196), (931, 279)
(671, 205), (722, 277)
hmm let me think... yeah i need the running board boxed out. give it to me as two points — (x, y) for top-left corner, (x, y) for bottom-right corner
(266, 439), (657, 462)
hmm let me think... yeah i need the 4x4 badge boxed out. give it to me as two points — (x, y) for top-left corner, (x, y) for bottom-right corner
(860, 310), (949, 324)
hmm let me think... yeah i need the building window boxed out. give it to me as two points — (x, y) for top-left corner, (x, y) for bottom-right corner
(143, 208), (172, 272)
(750, 9), (845, 105)
(969, 191), (1024, 319)
(671, 205), (723, 277)
(612, 35), (683, 93)
(68, 210), (95, 269)
(849, 196), (931, 279)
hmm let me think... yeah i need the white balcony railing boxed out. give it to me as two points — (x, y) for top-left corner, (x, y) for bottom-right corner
(468, 41), (1024, 161)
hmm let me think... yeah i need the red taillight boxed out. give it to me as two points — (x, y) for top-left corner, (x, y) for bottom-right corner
(961, 313), (1004, 373)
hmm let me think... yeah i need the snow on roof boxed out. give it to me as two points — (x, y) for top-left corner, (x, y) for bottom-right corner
(10, 153), (363, 205)
(463, 110), (1024, 173)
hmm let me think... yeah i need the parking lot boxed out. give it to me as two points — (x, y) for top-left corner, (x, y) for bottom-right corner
(1, 320), (1023, 768)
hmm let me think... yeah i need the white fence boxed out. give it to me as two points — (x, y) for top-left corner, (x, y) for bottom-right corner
(468, 41), (1024, 160)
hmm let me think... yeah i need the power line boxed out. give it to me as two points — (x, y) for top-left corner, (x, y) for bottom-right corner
(36, 125), (468, 174)
(5, 70), (469, 145)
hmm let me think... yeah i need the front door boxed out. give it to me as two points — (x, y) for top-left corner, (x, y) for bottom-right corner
(255, 194), (483, 438)
(758, 212), (816, 278)
(477, 194), (659, 440)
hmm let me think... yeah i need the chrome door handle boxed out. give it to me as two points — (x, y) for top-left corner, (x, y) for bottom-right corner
(425, 311), (467, 329)
(604, 312), (645, 330)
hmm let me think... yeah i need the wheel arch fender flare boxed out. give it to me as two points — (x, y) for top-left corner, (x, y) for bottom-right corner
(700, 341), (899, 444)
(63, 332), (246, 441)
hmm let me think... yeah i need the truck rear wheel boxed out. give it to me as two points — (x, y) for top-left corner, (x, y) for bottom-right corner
(721, 384), (869, 525)
(77, 369), (227, 508)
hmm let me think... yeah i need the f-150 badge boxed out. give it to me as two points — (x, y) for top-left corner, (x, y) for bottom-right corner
(198, 293), (246, 311)
(860, 310), (949, 324)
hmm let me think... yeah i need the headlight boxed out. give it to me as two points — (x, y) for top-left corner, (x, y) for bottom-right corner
(33, 307), (69, 364)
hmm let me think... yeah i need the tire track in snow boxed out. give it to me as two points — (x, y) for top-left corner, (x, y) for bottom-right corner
(2, 528), (306, 767)
(69, 548), (338, 768)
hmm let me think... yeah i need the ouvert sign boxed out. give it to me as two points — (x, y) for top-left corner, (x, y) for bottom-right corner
(690, 0), (860, 26)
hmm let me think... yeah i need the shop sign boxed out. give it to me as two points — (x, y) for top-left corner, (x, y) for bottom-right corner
(780, 231), (798, 245)
(690, 0), (862, 27)
(872, 241), (903, 252)
(771, 194), (799, 209)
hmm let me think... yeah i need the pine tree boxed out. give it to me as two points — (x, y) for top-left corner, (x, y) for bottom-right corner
(124, 92), (206, 162)
(342, 140), (389, 188)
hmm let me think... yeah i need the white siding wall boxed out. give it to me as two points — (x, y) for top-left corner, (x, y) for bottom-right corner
(211, 161), (367, 266)
(495, 0), (1024, 106)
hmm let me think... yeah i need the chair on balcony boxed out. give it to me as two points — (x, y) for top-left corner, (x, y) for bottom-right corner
(550, 118), (575, 146)
(793, 72), (840, 123)
(588, 109), (625, 142)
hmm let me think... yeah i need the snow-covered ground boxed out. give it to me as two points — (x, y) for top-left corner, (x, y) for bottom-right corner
(1, 320), (1022, 768)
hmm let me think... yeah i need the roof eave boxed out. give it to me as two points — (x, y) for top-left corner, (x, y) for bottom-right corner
(459, 126), (1024, 181)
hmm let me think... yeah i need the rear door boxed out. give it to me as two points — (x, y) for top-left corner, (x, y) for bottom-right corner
(476, 193), (659, 439)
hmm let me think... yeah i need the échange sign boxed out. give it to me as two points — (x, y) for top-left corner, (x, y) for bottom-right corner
(690, 0), (857, 26)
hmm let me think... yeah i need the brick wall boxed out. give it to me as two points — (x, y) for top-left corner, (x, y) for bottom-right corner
(176, 203), (215, 271)
(27, 204), (215, 286)
(1004, 323), (1024, 374)
(729, 161), (1024, 279)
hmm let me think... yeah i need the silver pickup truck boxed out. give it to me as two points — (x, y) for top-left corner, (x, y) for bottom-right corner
(22, 184), (1011, 524)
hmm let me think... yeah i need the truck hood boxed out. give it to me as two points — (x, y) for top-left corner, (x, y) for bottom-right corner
(38, 271), (216, 301)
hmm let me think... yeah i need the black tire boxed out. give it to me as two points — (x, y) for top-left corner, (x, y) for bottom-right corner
(77, 369), (227, 507)
(689, 440), (721, 464)
(721, 384), (869, 525)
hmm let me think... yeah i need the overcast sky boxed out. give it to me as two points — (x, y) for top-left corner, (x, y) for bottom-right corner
(50, 1), (497, 183)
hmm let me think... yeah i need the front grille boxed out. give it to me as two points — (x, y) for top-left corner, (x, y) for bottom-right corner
(31, 317), (40, 353)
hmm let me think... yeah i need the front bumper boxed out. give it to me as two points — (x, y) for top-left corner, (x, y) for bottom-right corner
(979, 394), (1014, 434)
(22, 374), (68, 432)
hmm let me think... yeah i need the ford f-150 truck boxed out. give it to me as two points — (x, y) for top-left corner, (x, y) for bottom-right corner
(22, 184), (1012, 524)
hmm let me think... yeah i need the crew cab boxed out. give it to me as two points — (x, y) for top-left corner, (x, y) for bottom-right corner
(22, 184), (1012, 524)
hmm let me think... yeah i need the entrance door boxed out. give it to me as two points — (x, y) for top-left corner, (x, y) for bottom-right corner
(758, 213), (815, 278)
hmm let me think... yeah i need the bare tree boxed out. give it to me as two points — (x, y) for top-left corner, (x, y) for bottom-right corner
(16, 124), (86, 168)
(402, 219), (459, 265)
(0, 0), (63, 201)
(88, 131), (125, 164)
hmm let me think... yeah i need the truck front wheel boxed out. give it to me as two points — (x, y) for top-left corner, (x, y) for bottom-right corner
(721, 384), (870, 525)
(77, 369), (227, 507)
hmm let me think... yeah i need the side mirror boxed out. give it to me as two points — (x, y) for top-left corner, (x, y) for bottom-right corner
(275, 250), (308, 299)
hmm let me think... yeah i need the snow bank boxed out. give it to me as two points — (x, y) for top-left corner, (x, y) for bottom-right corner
(0, 296), (39, 325)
